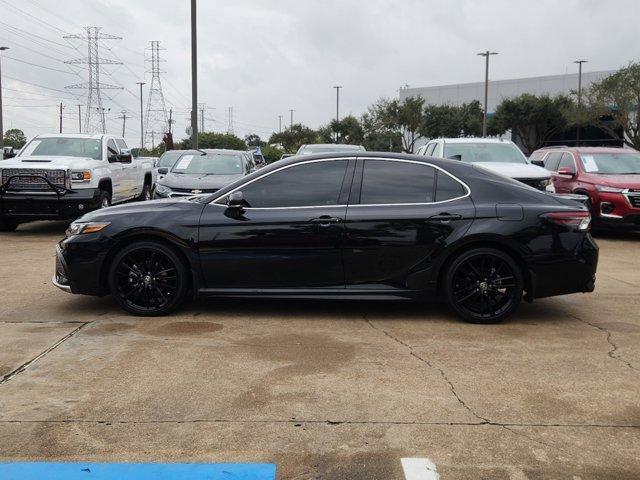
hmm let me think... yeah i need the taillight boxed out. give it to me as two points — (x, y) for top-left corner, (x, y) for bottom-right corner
(541, 211), (591, 231)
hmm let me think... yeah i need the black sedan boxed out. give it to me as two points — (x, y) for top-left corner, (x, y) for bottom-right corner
(53, 152), (598, 323)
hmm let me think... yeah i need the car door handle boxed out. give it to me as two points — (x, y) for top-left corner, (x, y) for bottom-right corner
(310, 216), (342, 227)
(428, 213), (462, 222)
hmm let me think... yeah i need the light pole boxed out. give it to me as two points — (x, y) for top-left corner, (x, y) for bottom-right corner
(0, 46), (9, 149)
(333, 85), (342, 143)
(190, 0), (198, 149)
(136, 82), (145, 148)
(574, 59), (588, 146)
(278, 115), (283, 133)
(477, 50), (498, 137)
(289, 109), (295, 128)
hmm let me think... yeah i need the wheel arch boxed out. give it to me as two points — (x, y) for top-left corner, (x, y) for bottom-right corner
(99, 230), (197, 294)
(98, 178), (112, 197)
(434, 235), (534, 301)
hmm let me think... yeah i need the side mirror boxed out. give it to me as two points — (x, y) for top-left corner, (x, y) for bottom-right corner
(116, 153), (132, 163)
(531, 159), (545, 167)
(557, 167), (576, 177)
(158, 167), (169, 175)
(228, 191), (244, 207)
(447, 154), (462, 161)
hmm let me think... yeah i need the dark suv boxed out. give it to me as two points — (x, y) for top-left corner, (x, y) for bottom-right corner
(530, 147), (640, 229)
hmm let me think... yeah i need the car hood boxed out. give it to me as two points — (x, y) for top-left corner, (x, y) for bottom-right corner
(158, 172), (244, 190)
(78, 197), (195, 222)
(473, 162), (550, 180)
(579, 173), (640, 189)
(1, 155), (98, 169)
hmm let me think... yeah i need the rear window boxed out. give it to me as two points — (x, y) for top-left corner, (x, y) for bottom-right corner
(435, 171), (466, 201)
(444, 142), (527, 164)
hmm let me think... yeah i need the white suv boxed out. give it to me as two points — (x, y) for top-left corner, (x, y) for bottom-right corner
(417, 138), (553, 191)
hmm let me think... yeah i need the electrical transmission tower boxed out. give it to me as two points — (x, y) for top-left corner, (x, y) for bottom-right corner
(64, 27), (122, 134)
(227, 107), (234, 135)
(143, 41), (168, 149)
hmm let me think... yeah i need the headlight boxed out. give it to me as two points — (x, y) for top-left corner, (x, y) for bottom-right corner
(155, 184), (172, 195)
(70, 170), (92, 182)
(596, 185), (624, 193)
(66, 221), (110, 236)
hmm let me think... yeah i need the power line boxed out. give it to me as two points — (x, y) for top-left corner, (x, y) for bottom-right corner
(3, 55), (76, 74)
(4, 75), (80, 97)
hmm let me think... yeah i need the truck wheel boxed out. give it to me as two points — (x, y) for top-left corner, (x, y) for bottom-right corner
(0, 217), (19, 232)
(138, 183), (152, 201)
(99, 190), (111, 209)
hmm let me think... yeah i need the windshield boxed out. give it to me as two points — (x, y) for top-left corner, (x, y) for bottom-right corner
(158, 151), (186, 168)
(19, 137), (102, 160)
(579, 152), (640, 174)
(300, 145), (363, 154)
(171, 154), (244, 175)
(443, 143), (527, 164)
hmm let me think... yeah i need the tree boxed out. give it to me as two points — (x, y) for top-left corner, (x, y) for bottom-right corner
(491, 94), (573, 155)
(3, 129), (26, 149)
(261, 144), (284, 163)
(244, 134), (265, 148)
(365, 97), (425, 153)
(268, 123), (318, 152)
(198, 132), (247, 150)
(584, 62), (640, 150)
(361, 111), (402, 152)
(421, 101), (484, 139)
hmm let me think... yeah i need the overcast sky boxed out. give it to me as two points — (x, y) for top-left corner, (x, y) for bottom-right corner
(1, 0), (639, 147)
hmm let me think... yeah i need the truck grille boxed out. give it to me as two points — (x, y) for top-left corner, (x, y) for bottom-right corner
(626, 194), (640, 208)
(1, 168), (66, 191)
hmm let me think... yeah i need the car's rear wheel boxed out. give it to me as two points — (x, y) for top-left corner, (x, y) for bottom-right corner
(138, 183), (152, 201)
(0, 216), (19, 232)
(444, 248), (523, 324)
(108, 241), (188, 316)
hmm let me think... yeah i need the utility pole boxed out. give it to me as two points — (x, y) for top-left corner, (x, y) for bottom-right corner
(77, 104), (82, 132)
(227, 107), (234, 135)
(190, 0), (198, 148)
(574, 59), (588, 146)
(168, 108), (173, 134)
(333, 86), (342, 142)
(96, 107), (110, 131)
(151, 130), (155, 150)
(199, 103), (205, 132)
(136, 82), (145, 148)
(278, 115), (283, 133)
(59, 102), (64, 133)
(117, 110), (128, 138)
(0, 46), (9, 149)
(477, 50), (498, 137)
(289, 109), (295, 128)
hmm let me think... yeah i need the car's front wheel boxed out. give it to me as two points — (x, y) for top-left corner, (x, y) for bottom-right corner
(444, 247), (523, 324)
(108, 240), (188, 316)
(0, 216), (19, 232)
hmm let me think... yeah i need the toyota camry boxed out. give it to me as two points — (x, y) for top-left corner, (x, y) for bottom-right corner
(53, 152), (598, 323)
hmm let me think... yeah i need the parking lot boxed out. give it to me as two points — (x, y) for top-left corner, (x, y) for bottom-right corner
(0, 221), (639, 479)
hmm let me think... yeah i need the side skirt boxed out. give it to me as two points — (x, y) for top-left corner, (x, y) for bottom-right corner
(197, 287), (425, 301)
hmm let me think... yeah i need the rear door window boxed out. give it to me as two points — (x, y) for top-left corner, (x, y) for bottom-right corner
(544, 152), (563, 171)
(360, 160), (436, 204)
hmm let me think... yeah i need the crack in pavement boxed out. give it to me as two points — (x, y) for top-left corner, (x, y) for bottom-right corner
(364, 316), (562, 449)
(0, 419), (638, 428)
(0, 322), (91, 385)
(567, 312), (639, 372)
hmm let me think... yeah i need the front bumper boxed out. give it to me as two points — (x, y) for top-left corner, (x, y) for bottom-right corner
(1, 188), (102, 221)
(594, 191), (640, 229)
(53, 244), (73, 293)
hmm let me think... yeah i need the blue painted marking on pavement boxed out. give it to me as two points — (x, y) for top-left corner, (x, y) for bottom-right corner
(0, 462), (277, 480)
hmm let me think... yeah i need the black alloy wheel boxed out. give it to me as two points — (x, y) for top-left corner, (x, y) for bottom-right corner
(445, 248), (523, 323)
(108, 241), (188, 315)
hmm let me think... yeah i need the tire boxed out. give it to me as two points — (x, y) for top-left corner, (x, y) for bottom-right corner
(108, 240), (188, 316)
(444, 247), (523, 324)
(0, 216), (19, 232)
(138, 183), (151, 201)
(98, 190), (111, 209)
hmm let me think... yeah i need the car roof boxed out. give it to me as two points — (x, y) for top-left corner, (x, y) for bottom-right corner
(200, 149), (247, 155)
(434, 137), (514, 144)
(300, 144), (365, 149)
(34, 133), (108, 140)
(537, 146), (638, 154)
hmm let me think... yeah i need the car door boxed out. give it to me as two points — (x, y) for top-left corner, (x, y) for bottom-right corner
(197, 158), (355, 289)
(116, 138), (140, 197)
(342, 158), (475, 291)
(106, 138), (127, 203)
(554, 152), (578, 193)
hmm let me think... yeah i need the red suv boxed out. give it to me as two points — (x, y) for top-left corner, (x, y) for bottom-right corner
(530, 147), (640, 229)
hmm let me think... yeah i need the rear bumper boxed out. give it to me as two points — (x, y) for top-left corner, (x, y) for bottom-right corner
(529, 234), (599, 299)
(1, 188), (102, 221)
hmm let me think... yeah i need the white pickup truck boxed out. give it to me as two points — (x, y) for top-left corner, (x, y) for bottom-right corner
(0, 133), (155, 232)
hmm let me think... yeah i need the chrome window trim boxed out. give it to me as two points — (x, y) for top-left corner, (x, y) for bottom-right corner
(210, 156), (470, 209)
